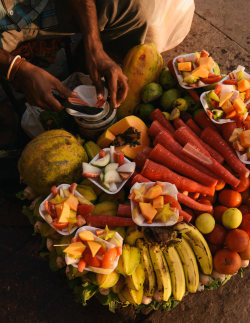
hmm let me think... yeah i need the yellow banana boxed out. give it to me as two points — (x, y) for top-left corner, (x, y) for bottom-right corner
(136, 239), (156, 297)
(149, 244), (172, 301)
(175, 238), (199, 293)
(174, 222), (213, 275)
(163, 246), (186, 301)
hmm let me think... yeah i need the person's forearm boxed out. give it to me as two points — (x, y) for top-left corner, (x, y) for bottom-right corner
(69, 0), (103, 53)
(0, 48), (13, 76)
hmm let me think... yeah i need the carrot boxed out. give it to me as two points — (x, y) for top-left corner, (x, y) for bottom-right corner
(194, 110), (217, 130)
(222, 79), (238, 85)
(141, 159), (215, 196)
(148, 120), (168, 137)
(117, 204), (132, 217)
(218, 122), (237, 141)
(201, 127), (249, 177)
(186, 119), (202, 136)
(134, 147), (152, 171)
(131, 174), (151, 186)
(200, 75), (222, 84)
(177, 193), (213, 212)
(150, 109), (175, 134)
(149, 144), (217, 187)
(177, 214), (184, 223)
(154, 131), (219, 180)
(173, 118), (186, 129)
(179, 209), (192, 222)
(86, 215), (134, 227)
(182, 142), (241, 187)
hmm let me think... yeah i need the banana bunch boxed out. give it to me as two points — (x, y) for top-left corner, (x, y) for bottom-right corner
(111, 223), (213, 305)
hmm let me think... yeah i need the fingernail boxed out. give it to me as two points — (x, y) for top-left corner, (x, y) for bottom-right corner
(72, 91), (78, 97)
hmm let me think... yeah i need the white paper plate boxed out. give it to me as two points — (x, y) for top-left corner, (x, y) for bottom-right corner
(86, 147), (135, 194)
(130, 182), (179, 227)
(173, 52), (220, 89)
(39, 183), (85, 236)
(66, 226), (123, 274)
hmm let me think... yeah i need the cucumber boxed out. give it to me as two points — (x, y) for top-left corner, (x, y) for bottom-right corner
(105, 163), (119, 173)
(109, 182), (118, 192)
(91, 153), (110, 167)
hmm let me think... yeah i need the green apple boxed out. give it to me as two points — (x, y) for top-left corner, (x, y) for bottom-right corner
(222, 208), (242, 229)
(195, 213), (215, 234)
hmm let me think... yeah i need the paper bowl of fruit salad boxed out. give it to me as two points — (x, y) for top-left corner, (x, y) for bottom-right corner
(173, 49), (222, 89)
(229, 128), (250, 164)
(200, 83), (249, 124)
(129, 181), (179, 227)
(63, 226), (123, 274)
(39, 183), (93, 235)
(82, 146), (136, 194)
(221, 65), (250, 103)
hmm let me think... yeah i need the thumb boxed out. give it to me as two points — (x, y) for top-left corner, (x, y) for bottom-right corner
(56, 82), (74, 99)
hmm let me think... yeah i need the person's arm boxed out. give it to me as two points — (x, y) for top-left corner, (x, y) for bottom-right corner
(69, 0), (128, 108)
(0, 48), (74, 111)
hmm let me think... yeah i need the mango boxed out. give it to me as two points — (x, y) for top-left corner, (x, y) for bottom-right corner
(139, 202), (157, 223)
(77, 185), (97, 202)
(177, 62), (192, 71)
(117, 43), (163, 119)
(92, 201), (118, 217)
(237, 79), (250, 92)
(233, 98), (246, 114)
(191, 66), (209, 78)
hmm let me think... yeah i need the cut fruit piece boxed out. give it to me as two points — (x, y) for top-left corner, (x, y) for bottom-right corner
(155, 205), (177, 223)
(91, 153), (111, 167)
(139, 202), (157, 223)
(177, 62), (192, 71)
(78, 230), (95, 241)
(144, 184), (163, 199)
(191, 66), (209, 78)
(132, 184), (146, 203)
(87, 240), (102, 257)
(114, 151), (125, 165)
(183, 72), (199, 84)
(126, 263), (145, 290)
(65, 194), (79, 211)
(104, 170), (122, 184)
(237, 79), (250, 92)
(152, 195), (164, 209)
(233, 98), (246, 114)
(239, 130), (250, 148)
(104, 163), (119, 173)
(118, 162), (136, 173)
(221, 100), (234, 114)
(58, 202), (70, 223)
(207, 90), (220, 102)
(109, 182), (118, 192)
(119, 172), (131, 180)
(63, 242), (86, 258)
(199, 56), (214, 70)
(82, 163), (101, 178)
(219, 92), (233, 107)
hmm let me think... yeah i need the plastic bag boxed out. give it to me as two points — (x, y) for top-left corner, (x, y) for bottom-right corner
(145, 0), (195, 52)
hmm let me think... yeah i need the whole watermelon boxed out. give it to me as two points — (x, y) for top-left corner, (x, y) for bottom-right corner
(18, 130), (88, 195)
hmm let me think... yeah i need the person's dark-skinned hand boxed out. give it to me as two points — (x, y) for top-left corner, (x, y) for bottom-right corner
(14, 60), (75, 111)
(86, 48), (128, 109)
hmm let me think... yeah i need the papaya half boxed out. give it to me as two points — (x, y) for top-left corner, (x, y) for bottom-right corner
(97, 116), (150, 159)
(117, 42), (163, 119)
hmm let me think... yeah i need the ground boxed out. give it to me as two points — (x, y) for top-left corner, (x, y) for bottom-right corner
(0, 0), (250, 322)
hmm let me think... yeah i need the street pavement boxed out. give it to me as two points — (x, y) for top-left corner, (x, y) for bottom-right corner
(0, 1), (249, 322)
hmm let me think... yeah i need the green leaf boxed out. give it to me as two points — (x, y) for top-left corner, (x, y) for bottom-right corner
(238, 268), (244, 278)
(205, 278), (221, 290)
(81, 281), (98, 306)
(96, 292), (119, 313)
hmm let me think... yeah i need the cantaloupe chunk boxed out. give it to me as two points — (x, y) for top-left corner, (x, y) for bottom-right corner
(79, 230), (95, 241)
(219, 92), (233, 107)
(239, 130), (250, 148)
(57, 202), (70, 223)
(139, 202), (157, 223)
(152, 195), (164, 209)
(237, 79), (250, 92)
(65, 194), (79, 211)
(177, 62), (192, 71)
(221, 100), (234, 113)
(63, 242), (86, 258)
(199, 56), (214, 70)
(87, 241), (102, 257)
(191, 66), (209, 78)
(233, 98), (246, 114)
(144, 184), (163, 199)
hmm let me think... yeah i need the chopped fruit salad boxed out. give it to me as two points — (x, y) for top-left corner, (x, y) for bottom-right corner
(63, 226), (123, 274)
(129, 182), (179, 226)
(39, 183), (94, 235)
(174, 49), (222, 89)
(229, 128), (250, 163)
(222, 65), (250, 103)
(202, 83), (249, 123)
(82, 146), (135, 194)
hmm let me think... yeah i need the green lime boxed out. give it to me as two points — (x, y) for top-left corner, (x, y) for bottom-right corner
(159, 68), (177, 89)
(141, 82), (163, 103)
(160, 89), (181, 111)
(136, 103), (155, 122)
